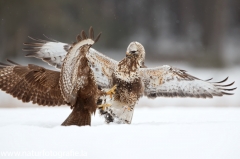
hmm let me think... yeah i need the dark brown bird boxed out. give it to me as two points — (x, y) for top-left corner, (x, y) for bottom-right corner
(59, 27), (115, 126)
(0, 27), (115, 126)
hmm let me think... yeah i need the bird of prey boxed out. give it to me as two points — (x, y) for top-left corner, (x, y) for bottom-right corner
(0, 27), (115, 126)
(59, 27), (115, 126)
(23, 34), (237, 124)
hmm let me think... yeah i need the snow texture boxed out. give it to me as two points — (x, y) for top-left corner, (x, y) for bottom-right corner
(0, 107), (240, 159)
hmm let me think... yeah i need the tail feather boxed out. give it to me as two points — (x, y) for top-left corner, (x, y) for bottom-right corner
(61, 107), (91, 126)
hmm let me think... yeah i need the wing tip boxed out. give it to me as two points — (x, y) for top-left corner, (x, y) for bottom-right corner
(72, 27), (101, 48)
(94, 32), (102, 43)
(25, 52), (38, 57)
(215, 77), (229, 83)
(221, 92), (235, 95)
(0, 59), (21, 68)
(213, 76), (237, 95)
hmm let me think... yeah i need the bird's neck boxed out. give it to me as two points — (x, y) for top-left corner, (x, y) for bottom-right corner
(115, 57), (140, 80)
(119, 56), (140, 71)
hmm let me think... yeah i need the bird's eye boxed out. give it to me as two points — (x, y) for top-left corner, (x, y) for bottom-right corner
(130, 51), (137, 54)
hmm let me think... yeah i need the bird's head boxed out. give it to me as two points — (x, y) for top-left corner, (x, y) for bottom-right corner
(126, 41), (145, 65)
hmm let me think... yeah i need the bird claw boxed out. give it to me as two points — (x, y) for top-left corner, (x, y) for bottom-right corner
(98, 103), (112, 110)
(123, 105), (133, 111)
(106, 85), (117, 99)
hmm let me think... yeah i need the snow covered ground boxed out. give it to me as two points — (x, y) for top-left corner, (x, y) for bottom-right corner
(0, 65), (239, 158)
(0, 107), (240, 159)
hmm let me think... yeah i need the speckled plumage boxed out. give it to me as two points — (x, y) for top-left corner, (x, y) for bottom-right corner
(0, 61), (66, 106)
(0, 27), (106, 126)
(60, 27), (104, 126)
(23, 35), (237, 124)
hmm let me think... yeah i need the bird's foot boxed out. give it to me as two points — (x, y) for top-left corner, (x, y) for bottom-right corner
(98, 103), (112, 110)
(123, 106), (133, 112)
(106, 85), (117, 99)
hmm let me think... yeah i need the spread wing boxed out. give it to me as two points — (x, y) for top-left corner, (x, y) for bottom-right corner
(59, 27), (102, 105)
(0, 60), (66, 106)
(23, 36), (70, 69)
(140, 65), (236, 98)
(23, 32), (118, 89)
(86, 48), (117, 88)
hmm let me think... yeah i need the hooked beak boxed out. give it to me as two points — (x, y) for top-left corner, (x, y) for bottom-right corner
(126, 51), (137, 57)
(126, 52), (131, 56)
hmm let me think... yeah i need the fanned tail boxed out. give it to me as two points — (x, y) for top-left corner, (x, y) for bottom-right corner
(61, 107), (91, 126)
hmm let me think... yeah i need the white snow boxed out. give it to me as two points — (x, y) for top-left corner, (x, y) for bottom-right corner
(0, 107), (240, 159)
(0, 66), (239, 158)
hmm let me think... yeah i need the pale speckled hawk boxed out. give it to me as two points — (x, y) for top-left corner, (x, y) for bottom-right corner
(0, 27), (115, 126)
(23, 34), (237, 124)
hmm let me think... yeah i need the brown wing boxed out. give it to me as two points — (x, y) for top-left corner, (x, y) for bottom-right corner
(60, 27), (102, 105)
(0, 60), (66, 106)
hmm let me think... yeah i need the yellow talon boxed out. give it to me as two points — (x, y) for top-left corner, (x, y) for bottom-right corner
(124, 105), (132, 111)
(98, 103), (112, 110)
(106, 85), (117, 99)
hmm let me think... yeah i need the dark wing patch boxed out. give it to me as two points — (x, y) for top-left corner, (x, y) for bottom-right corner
(60, 27), (100, 105)
(0, 61), (66, 106)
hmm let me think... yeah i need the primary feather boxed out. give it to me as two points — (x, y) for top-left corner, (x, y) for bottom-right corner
(23, 33), (236, 124)
(1, 27), (109, 127)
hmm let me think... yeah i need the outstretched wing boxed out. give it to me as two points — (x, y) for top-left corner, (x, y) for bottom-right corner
(86, 48), (117, 88)
(140, 65), (236, 98)
(0, 60), (66, 106)
(23, 36), (70, 69)
(23, 31), (118, 89)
